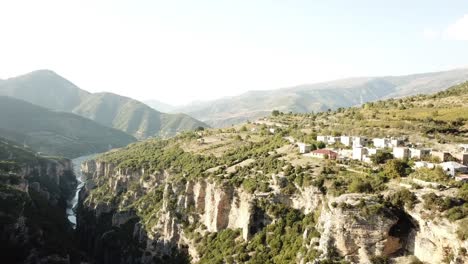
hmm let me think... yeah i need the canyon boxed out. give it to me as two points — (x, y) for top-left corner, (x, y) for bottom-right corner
(75, 159), (467, 263)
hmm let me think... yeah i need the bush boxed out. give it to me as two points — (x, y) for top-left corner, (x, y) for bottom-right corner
(348, 178), (373, 193)
(387, 189), (418, 209)
(383, 159), (410, 179)
(371, 151), (393, 165)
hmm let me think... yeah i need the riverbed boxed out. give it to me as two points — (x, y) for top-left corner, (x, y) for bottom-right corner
(67, 154), (97, 227)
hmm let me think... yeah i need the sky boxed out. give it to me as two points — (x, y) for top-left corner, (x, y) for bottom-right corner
(0, 0), (467, 105)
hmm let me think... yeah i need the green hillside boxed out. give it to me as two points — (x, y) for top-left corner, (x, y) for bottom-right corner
(73, 92), (207, 139)
(0, 96), (136, 158)
(0, 70), (209, 139)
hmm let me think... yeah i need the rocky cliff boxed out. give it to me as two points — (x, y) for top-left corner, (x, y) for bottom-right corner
(0, 155), (82, 263)
(76, 158), (467, 264)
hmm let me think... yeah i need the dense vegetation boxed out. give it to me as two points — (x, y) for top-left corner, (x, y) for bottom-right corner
(192, 205), (325, 264)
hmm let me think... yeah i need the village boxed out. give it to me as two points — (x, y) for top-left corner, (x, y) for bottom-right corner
(295, 135), (468, 181)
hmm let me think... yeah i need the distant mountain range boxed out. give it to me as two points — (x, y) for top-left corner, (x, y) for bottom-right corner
(0, 70), (209, 139)
(169, 68), (468, 127)
(144, 99), (177, 113)
(0, 96), (136, 158)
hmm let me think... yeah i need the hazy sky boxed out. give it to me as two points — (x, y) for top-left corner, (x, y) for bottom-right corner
(1, 0), (468, 105)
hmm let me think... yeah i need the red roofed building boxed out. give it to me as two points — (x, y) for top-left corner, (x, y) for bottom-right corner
(310, 149), (338, 160)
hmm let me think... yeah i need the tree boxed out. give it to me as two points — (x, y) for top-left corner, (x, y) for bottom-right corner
(371, 151), (393, 164)
(272, 110), (280, 116)
(383, 159), (410, 179)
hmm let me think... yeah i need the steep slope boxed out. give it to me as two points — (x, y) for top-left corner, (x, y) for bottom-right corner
(0, 96), (136, 158)
(0, 70), (209, 138)
(0, 137), (87, 263)
(175, 68), (468, 127)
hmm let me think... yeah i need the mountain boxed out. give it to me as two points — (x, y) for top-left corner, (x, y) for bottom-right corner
(144, 99), (176, 113)
(0, 70), (209, 139)
(0, 96), (136, 158)
(174, 68), (468, 127)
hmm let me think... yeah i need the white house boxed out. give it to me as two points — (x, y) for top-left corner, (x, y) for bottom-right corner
(390, 139), (404, 148)
(340, 136), (353, 146)
(353, 137), (367, 148)
(410, 148), (431, 160)
(317, 136), (327, 143)
(298, 143), (311, 154)
(439, 161), (468, 177)
(353, 147), (368, 161)
(269, 128), (276, 134)
(367, 148), (378, 156)
(373, 138), (388, 148)
(338, 149), (353, 159)
(328, 137), (340, 144)
(414, 161), (435, 169)
(393, 147), (410, 159)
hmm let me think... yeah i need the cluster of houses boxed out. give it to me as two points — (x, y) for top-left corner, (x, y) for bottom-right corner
(297, 135), (468, 181)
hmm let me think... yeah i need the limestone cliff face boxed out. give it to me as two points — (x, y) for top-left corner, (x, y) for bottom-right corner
(78, 159), (467, 264)
(78, 160), (256, 263)
(317, 194), (400, 264)
(407, 203), (468, 264)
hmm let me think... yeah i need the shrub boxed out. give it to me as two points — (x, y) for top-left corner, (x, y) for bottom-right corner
(383, 159), (410, 179)
(387, 189), (418, 209)
(348, 178), (373, 193)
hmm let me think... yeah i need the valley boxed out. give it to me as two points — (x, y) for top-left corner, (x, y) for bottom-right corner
(1, 76), (467, 264)
(72, 83), (467, 263)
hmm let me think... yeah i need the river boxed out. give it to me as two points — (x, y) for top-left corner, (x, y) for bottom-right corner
(67, 154), (97, 228)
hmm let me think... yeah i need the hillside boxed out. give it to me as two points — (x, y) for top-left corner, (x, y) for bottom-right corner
(74, 82), (468, 264)
(0, 70), (209, 139)
(174, 68), (468, 127)
(0, 96), (136, 158)
(269, 81), (468, 145)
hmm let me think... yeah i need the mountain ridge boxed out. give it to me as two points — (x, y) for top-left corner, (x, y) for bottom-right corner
(172, 68), (468, 127)
(0, 70), (209, 139)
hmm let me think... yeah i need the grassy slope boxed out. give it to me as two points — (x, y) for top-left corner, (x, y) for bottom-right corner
(270, 82), (468, 144)
(0, 96), (136, 158)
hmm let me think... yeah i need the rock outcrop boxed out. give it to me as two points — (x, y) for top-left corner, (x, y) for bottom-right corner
(77, 159), (468, 264)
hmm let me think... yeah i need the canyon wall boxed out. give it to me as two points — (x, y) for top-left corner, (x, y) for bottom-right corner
(77, 159), (467, 264)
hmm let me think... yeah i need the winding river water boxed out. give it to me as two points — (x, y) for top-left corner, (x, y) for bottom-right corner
(67, 154), (96, 227)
